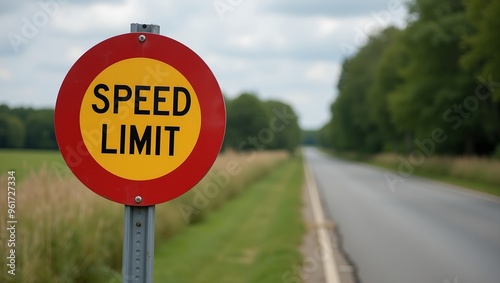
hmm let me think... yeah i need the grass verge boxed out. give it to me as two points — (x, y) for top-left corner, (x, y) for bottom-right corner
(154, 156), (305, 283)
(321, 149), (500, 196)
(0, 150), (289, 283)
(369, 153), (500, 196)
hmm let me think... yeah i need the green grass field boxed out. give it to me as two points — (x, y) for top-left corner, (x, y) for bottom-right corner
(0, 149), (66, 181)
(0, 150), (305, 283)
(154, 156), (305, 283)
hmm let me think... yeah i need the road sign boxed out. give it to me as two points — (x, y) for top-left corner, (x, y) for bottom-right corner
(55, 32), (226, 206)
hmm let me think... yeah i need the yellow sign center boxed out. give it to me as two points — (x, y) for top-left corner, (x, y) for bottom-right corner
(79, 58), (201, 180)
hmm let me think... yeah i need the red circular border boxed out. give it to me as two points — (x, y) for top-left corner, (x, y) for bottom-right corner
(55, 33), (226, 206)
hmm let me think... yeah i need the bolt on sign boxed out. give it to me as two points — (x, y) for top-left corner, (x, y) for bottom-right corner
(55, 33), (226, 206)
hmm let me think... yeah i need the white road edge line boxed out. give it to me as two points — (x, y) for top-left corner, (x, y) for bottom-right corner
(303, 159), (341, 283)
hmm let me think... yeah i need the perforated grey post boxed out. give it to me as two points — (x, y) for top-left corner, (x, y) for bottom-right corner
(122, 24), (160, 283)
(122, 205), (155, 283)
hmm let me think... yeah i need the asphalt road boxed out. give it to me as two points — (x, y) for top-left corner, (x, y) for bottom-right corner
(304, 148), (500, 283)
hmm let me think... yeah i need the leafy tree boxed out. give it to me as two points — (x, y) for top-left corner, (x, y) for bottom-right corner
(462, 0), (500, 96)
(0, 111), (25, 148)
(321, 0), (500, 156)
(317, 122), (333, 148)
(328, 28), (397, 153)
(367, 27), (408, 152)
(302, 129), (318, 146)
(461, 0), (500, 151)
(223, 94), (301, 153)
(392, 0), (491, 154)
(263, 100), (301, 154)
(25, 109), (57, 149)
(224, 93), (270, 151)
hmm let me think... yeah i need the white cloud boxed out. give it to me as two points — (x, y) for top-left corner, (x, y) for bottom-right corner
(52, 0), (138, 33)
(0, 0), (408, 128)
(0, 67), (11, 81)
(264, 0), (407, 18)
(315, 17), (339, 37)
(305, 62), (340, 84)
(64, 46), (86, 63)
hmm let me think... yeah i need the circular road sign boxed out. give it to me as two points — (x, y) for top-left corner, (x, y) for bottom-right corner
(55, 33), (226, 206)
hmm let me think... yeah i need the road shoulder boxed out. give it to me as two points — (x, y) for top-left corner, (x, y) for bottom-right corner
(300, 164), (358, 283)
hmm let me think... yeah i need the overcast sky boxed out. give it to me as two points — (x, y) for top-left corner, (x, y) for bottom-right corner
(0, 0), (407, 129)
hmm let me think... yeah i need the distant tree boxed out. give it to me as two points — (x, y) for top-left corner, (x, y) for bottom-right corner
(301, 129), (318, 146)
(224, 93), (270, 151)
(0, 111), (25, 148)
(25, 109), (57, 149)
(461, 0), (500, 151)
(392, 0), (492, 154)
(320, 0), (500, 156)
(264, 100), (301, 153)
(367, 27), (408, 152)
(328, 28), (395, 153)
(10, 106), (34, 122)
(317, 121), (333, 148)
(0, 107), (11, 147)
(462, 0), (500, 96)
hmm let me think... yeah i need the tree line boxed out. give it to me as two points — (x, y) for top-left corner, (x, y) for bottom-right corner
(0, 105), (57, 149)
(223, 93), (301, 154)
(0, 93), (301, 153)
(319, 0), (500, 156)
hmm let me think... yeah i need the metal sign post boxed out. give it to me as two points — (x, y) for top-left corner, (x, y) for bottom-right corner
(121, 23), (159, 283)
(122, 205), (155, 283)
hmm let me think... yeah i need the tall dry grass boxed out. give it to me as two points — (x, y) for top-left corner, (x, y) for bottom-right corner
(372, 153), (500, 190)
(0, 150), (288, 283)
(0, 166), (123, 283)
(448, 156), (500, 187)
